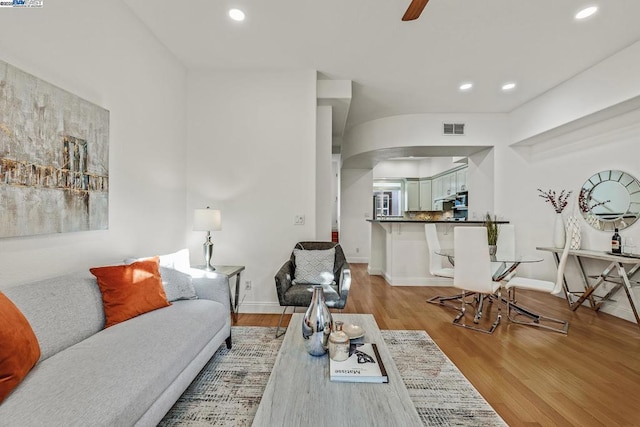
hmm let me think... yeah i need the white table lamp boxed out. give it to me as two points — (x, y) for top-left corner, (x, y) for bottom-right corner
(193, 207), (222, 271)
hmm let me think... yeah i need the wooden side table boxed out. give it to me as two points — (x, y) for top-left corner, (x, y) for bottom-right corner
(193, 265), (245, 320)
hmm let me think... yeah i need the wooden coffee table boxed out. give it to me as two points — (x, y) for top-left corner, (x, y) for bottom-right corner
(252, 313), (422, 426)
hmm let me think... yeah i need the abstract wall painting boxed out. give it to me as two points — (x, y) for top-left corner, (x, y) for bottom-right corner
(0, 60), (109, 238)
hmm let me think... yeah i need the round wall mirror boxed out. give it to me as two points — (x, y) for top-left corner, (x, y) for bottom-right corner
(579, 170), (640, 231)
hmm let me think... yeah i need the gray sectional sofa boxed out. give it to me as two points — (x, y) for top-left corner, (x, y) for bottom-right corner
(0, 268), (231, 426)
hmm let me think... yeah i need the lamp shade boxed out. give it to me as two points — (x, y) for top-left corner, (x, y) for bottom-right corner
(193, 208), (221, 231)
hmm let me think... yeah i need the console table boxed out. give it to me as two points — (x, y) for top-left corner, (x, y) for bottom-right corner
(537, 247), (640, 328)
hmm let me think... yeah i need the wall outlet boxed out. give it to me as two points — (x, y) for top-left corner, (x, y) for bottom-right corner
(294, 214), (305, 225)
(356, 247), (360, 253)
(245, 280), (252, 290)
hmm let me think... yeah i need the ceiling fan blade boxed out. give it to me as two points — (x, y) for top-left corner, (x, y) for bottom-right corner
(402, 0), (429, 21)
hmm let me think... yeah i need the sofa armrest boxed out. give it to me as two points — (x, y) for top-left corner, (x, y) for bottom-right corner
(274, 260), (295, 306)
(187, 268), (231, 314)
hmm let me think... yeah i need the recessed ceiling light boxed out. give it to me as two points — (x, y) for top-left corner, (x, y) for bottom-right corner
(229, 8), (245, 21)
(459, 82), (473, 91)
(575, 6), (598, 20)
(502, 82), (516, 91)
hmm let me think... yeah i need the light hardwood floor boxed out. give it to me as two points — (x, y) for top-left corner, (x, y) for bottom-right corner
(234, 263), (640, 427)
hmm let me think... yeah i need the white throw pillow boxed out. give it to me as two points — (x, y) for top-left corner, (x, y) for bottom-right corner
(293, 248), (335, 285)
(159, 267), (198, 302)
(158, 248), (191, 273)
(124, 249), (196, 301)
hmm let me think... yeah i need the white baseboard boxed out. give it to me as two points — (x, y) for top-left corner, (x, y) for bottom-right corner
(368, 266), (452, 286)
(347, 256), (369, 264)
(599, 303), (635, 324)
(367, 266), (383, 275)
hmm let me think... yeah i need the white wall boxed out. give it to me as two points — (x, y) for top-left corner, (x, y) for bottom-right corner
(374, 160), (420, 178)
(420, 157), (461, 177)
(0, 1), (187, 286)
(499, 122), (640, 322)
(467, 148), (495, 220)
(186, 69), (317, 313)
(342, 113), (509, 263)
(340, 44), (640, 322)
(343, 113), (509, 161)
(316, 105), (332, 240)
(341, 169), (373, 263)
(510, 40), (640, 144)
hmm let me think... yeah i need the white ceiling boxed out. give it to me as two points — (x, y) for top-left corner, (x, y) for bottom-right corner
(123, 0), (640, 134)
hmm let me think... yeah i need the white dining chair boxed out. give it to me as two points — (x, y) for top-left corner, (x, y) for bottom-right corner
(503, 231), (571, 334)
(425, 224), (454, 278)
(452, 226), (502, 334)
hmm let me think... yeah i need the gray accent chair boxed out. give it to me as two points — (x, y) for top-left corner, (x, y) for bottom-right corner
(274, 241), (351, 337)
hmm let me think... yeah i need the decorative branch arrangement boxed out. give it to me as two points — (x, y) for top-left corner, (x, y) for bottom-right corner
(578, 188), (610, 213)
(537, 189), (573, 213)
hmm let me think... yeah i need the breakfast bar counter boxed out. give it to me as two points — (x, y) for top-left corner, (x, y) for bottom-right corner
(368, 219), (501, 224)
(367, 219), (509, 286)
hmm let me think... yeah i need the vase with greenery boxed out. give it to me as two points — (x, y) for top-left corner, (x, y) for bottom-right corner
(484, 212), (499, 255)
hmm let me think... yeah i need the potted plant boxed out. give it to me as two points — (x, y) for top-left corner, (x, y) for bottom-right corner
(484, 212), (499, 255)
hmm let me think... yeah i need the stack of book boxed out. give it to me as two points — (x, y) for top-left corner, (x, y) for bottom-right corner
(329, 343), (388, 383)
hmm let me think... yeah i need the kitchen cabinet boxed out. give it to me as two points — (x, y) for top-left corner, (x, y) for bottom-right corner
(419, 179), (431, 210)
(444, 173), (456, 196)
(456, 168), (467, 192)
(405, 180), (420, 211)
(432, 177), (443, 201)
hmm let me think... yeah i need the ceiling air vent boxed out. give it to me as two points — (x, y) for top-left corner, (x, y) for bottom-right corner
(443, 123), (465, 135)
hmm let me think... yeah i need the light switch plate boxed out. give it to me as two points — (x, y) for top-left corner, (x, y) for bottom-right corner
(294, 214), (305, 225)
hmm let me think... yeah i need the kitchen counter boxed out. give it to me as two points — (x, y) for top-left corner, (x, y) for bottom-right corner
(368, 219), (509, 286)
(368, 219), (509, 224)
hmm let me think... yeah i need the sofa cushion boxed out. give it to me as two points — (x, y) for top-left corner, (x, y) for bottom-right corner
(292, 248), (335, 285)
(283, 283), (341, 307)
(0, 292), (41, 403)
(2, 271), (105, 362)
(0, 299), (228, 426)
(90, 258), (170, 328)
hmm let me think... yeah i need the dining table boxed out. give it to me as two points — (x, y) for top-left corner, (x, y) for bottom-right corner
(433, 249), (543, 281)
(428, 249), (544, 324)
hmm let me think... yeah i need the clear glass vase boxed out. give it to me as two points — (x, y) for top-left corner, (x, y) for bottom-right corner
(328, 321), (350, 361)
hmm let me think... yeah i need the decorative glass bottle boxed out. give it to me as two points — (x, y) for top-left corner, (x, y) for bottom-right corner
(612, 228), (622, 254)
(302, 285), (333, 356)
(328, 321), (350, 362)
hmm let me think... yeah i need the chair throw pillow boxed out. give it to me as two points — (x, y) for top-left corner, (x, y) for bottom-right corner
(90, 257), (171, 328)
(293, 248), (335, 285)
(0, 291), (41, 404)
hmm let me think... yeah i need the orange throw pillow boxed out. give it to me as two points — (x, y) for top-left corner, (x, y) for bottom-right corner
(0, 292), (41, 404)
(90, 257), (170, 328)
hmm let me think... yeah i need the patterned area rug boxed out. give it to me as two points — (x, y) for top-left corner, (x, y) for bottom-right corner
(160, 327), (505, 426)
